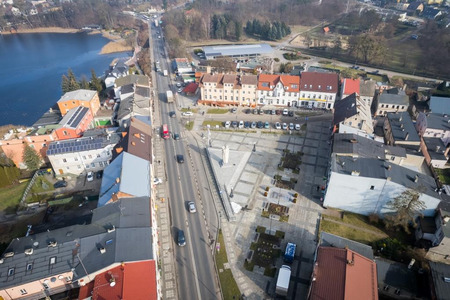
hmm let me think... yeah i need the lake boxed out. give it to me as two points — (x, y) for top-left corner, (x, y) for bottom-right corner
(0, 32), (130, 126)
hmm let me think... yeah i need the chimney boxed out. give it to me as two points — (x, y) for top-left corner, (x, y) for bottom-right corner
(436, 145), (441, 152)
(351, 171), (360, 176)
(399, 115), (403, 122)
(405, 133), (409, 140)
(414, 175), (419, 183)
(99, 247), (106, 254)
(386, 165), (392, 170)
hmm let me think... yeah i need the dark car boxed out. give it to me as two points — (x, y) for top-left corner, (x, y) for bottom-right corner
(96, 170), (103, 179)
(177, 154), (184, 164)
(231, 121), (238, 128)
(231, 107), (237, 113)
(169, 111), (176, 118)
(288, 111), (294, 117)
(177, 229), (186, 246)
(244, 121), (250, 128)
(53, 180), (67, 188)
(245, 109), (251, 114)
(173, 133), (180, 140)
(257, 121), (264, 128)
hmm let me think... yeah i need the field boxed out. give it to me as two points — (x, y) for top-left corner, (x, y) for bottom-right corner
(0, 182), (27, 214)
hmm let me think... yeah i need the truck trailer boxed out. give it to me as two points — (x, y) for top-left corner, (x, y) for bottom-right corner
(166, 90), (174, 103)
(284, 242), (296, 263)
(276, 265), (291, 296)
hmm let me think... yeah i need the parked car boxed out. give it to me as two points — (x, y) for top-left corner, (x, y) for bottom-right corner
(54, 180), (67, 188)
(257, 121), (264, 128)
(251, 121), (257, 129)
(86, 171), (94, 182)
(288, 111), (294, 117)
(258, 109), (264, 115)
(289, 123), (294, 130)
(153, 178), (163, 185)
(231, 107), (237, 113)
(282, 123), (288, 130)
(177, 229), (186, 246)
(96, 170), (103, 179)
(245, 109), (251, 114)
(252, 109), (258, 115)
(295, 124), (301, 131)
(244, 121), (250, 128)
(178, 88), (183, 93)
(264, 121), (270, 129)
(275, 122), (281, 130)
(182, 111), (193, 116)
(224, 121), (231, 128)
(231, 121), (238, 128)
(188, 201), (196, 213)
(176, 82), (182, 87)
(283, 109), (289, 116)
(177, 154), (184, 164)
(239, 120), (244, 129)
(271, 110), (276, 115)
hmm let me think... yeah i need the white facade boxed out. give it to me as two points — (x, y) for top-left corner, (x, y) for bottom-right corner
(299, 90), (336, 109)
(257, 82), (299, 107)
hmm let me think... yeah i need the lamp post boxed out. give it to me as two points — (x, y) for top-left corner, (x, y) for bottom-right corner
(230, 187), (234, 198)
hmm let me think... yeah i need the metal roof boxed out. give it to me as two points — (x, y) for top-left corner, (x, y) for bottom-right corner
(430, 96), (450, 115)
(387, 112), (420, 143)
(426, 113), (450, 131)
(203, 43), (273, 58)
(429, 262), (450, 300)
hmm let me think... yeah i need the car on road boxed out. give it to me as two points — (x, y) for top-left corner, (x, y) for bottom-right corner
(173, 133), (180, 140)
(275, 122), (281, 130)
(182, 111), (193, 116)
(289, 123), (294, 130)
(177, 229), (186, 246)
(239, 120), (244, 129)
(257, 121), (264, 129)
(176, 82), (182, 87)
(231, 107), (237, 113)
(87, 171), (94, 182)
(188, 201), (196, 213)
(231, 121), (238, 128)
(96, 170), (103, 179)
(264, 121), (270, 129)
(178, 88), (183, 93)
(153, 177), (163, 185)
(282, 123), (288, 130)
(169, 111), (176, 118)
(288, 111), (294, 117)
(177, 154), (184, 164)
(251, 121), (257, 129)
(224, 121), (231, 128)
(244, 121), (250, 128)
(283, 109), (289, 116)
(295, 124), (301, 130)
(54, 180), (67, 188)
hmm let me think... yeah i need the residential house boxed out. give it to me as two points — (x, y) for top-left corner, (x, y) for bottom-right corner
(113, 117), (153, 163)
(430, 96), (450, 115)
(98, 152), (151, 207)
(374, 90), (409, 116)
(199, 73), (258, 107)
(307, 247), (378, 300)
(333, 93), (374, 135)
(0, 126), (58, 169)
(323, 154), (441, 216)
(429, 262), (450, 298)
(340, 78), (360, 99)
(422, 7), (443, 19)
(424, 205), (450, 263)
(360, 79), (377, 107)
(172, 58), (193, 74)
(384, 112), (421, 150)
(319, 232), (374, 259)
(421, 137), (449, 169)
(0, 197), (159, 300)
(416, 112), (450, 147)
(115, 85), (151, 128)
(47, 132), (120, 176)
(257, 74), (300, 107)
(299, 72), (339, 109)
(54, 106), (94, 140)
(104, 59), (129, 88)
(57, 89), (100, 117)
(407, 1), (424, 14)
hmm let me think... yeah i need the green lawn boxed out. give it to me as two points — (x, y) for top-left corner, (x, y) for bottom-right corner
(215, 230), (241, 300)
(25, 176), (55, 203)
(202, 120), (224, 127)
(435, 168), (450, 185)
(0, 182), (28, 214)
(325, 212), (386, 234)
(207, 108), (229, 114)
(320, 219), (385, 245)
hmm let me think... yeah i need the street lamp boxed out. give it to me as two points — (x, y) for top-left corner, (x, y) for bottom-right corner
(230, 187), (234, 198)
(253, 143), (256, 152)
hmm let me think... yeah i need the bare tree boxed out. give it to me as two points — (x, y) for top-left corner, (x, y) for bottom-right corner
(385, 188), (426, 233)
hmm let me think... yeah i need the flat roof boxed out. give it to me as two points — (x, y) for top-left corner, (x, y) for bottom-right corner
(203, 43), (273, 57)
(58, 89), (97, 103)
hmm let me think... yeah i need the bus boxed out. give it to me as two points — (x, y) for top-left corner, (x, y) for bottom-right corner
(162, 124), (169, 139)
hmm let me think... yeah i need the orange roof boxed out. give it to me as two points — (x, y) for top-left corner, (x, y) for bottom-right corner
(342, 78), (360, 96)
(323, 26), (330, 33)
(257, 74), (300, 92)
(309, 247), (378, 300)
(78, 261), (157, 300)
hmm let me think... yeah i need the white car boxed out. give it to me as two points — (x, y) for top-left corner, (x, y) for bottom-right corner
(153, 177), (163, 185)
(225, 121), (231, 128)
(283, 109), (289, 116)
(178, 88), (183, 93)
(282, 123), (288, 130)
(295, 124), (301, 130)
(182, 111), (193, 116)
(87, 171), (94, 182)
(275, 122), (281, 130)
(289, 123), (294, 130)
(238, 120), (244, 129)
(188, 201), (196, 213)
(176, 82), (182, 87)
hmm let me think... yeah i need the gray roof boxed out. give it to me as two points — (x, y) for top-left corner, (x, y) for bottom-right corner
(423, 137), (448, 161)
(0, 197), (153, 289)
(121, 83), (134, 95)
(57, 89), (97, 103)
(426, 113), (450, 131)
(47, 133), (120, 156)
(378, 93), (409, 105)
(203, 43), (273, 58)
(135, 86), (150, 98)
(429, 261), (450, 300)
(32, 109), (62, 127)
(98, 152), (150, 207)
(360, 80), (377, 98)
(116, 94), (150, 121)
(375, 257), (418, 294)
(59, 106), (90, 129)
(430, 96), (450, 115)
(115, 75), (149, 88)
(331, 154), (439, 198)
(319, 232), (374, 259)
(333, 93), (358, 125)
(387, 112), (420, 143)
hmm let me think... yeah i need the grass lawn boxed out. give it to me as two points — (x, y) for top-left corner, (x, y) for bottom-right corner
(185, 121), (194, 131)
(202, 120), (224, 127)
(25, 176), (55, 203)
(215, 230), (241, 300)
(325, 212), (386, 235)
(435, 168), (450, 185)
(320, 219), (384, 245)
(0, 182), (28, 214)
(207, 108), (228, 114)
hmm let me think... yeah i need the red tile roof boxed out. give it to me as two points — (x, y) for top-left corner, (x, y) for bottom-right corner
(78, 261), (157, 300)
(309, 247), (378, 300)
(301, 72), (338, 93)
(258, 74), (300, 92)
(342, 78), (360, 96)
(184, 83), (199, 94)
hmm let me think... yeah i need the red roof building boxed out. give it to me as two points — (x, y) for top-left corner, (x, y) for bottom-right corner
(256, 74), (300, 107)
(308, 247), (378, 300)
(78, 261), (159, 300)
(341, 78), (360, 99)
(299, 72), (339, 109)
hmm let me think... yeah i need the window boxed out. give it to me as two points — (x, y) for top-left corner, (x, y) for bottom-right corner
(302, 94), (305, 98)
(77, 165), (81, 169)
(8, 268), (14, 276)
(370, 185), (374, 190)
(86, 164), (89, 169)
(20, 289), (27, 295)
(225, 96), (227, 100)
(42, 143), (47, 148)
(43, 283), (49, 289)
(63, 131), (68, 136)
(91, 163), (95, 168)
(88, 155), (92, 159)
(27, 263), (33, 271)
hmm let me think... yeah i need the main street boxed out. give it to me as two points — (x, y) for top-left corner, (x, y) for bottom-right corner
(148, 17), (220, 299)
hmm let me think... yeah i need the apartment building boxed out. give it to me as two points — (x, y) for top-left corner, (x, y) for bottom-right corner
(256, 74), (300, 107)
(298, 72), (339, 109)
(57, 89), (100, 117)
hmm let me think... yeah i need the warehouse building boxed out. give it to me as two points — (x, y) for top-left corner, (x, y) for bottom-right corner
(203, 43), (273, 60)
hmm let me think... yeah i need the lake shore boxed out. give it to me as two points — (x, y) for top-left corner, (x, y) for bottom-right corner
(0, 27), (133, 54)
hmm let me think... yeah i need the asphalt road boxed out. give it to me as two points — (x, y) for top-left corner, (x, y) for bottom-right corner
(149, 20), (220, 300)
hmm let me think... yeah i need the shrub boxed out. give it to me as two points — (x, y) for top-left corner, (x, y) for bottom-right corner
(274, 58), (280, 62)
(265, 186), (270, 191)
(264, 191), (268, 197)
(294, 193), (298, 198)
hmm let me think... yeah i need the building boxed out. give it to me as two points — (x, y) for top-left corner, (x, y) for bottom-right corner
(374, 91), (409, 116)
(104, 59), (129, 88)
(47, 132), (120, 176)
(57, 89), (100, 117)
(202, 43), (273, 60)
(422, 7), (443, 19)
(421, 137), (449, 169)
(172, 58), (192, 74)
(430, 96), (450, 115)
(333, 93), (374, 135)
(113, 117), (153, 163)
(54, 106), (94, 140)
(429, 262), (450, 298)
(319, 232), (374, 259)
(359, 79), (377, 107)
(115, 85), (151, 128)
(323, 154), (441, 216)
(416, 112), (450, 147)
(98, 152), (151, 207)
(376, 257), (420, 299)
(114, 74), (150, 89)
(424, 206), (450, 263)
(0, 197), (160, 300)
(308, 247), (378, 300)
(340, 78), (360, 99)
(257, 74), (300, 107)
(298, 72), (339, 109)
(199, 73), (258, 107)
(384, 112), (421, 150)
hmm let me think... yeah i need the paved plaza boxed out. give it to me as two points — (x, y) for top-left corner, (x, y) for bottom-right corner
(203, 120), (333, 299)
